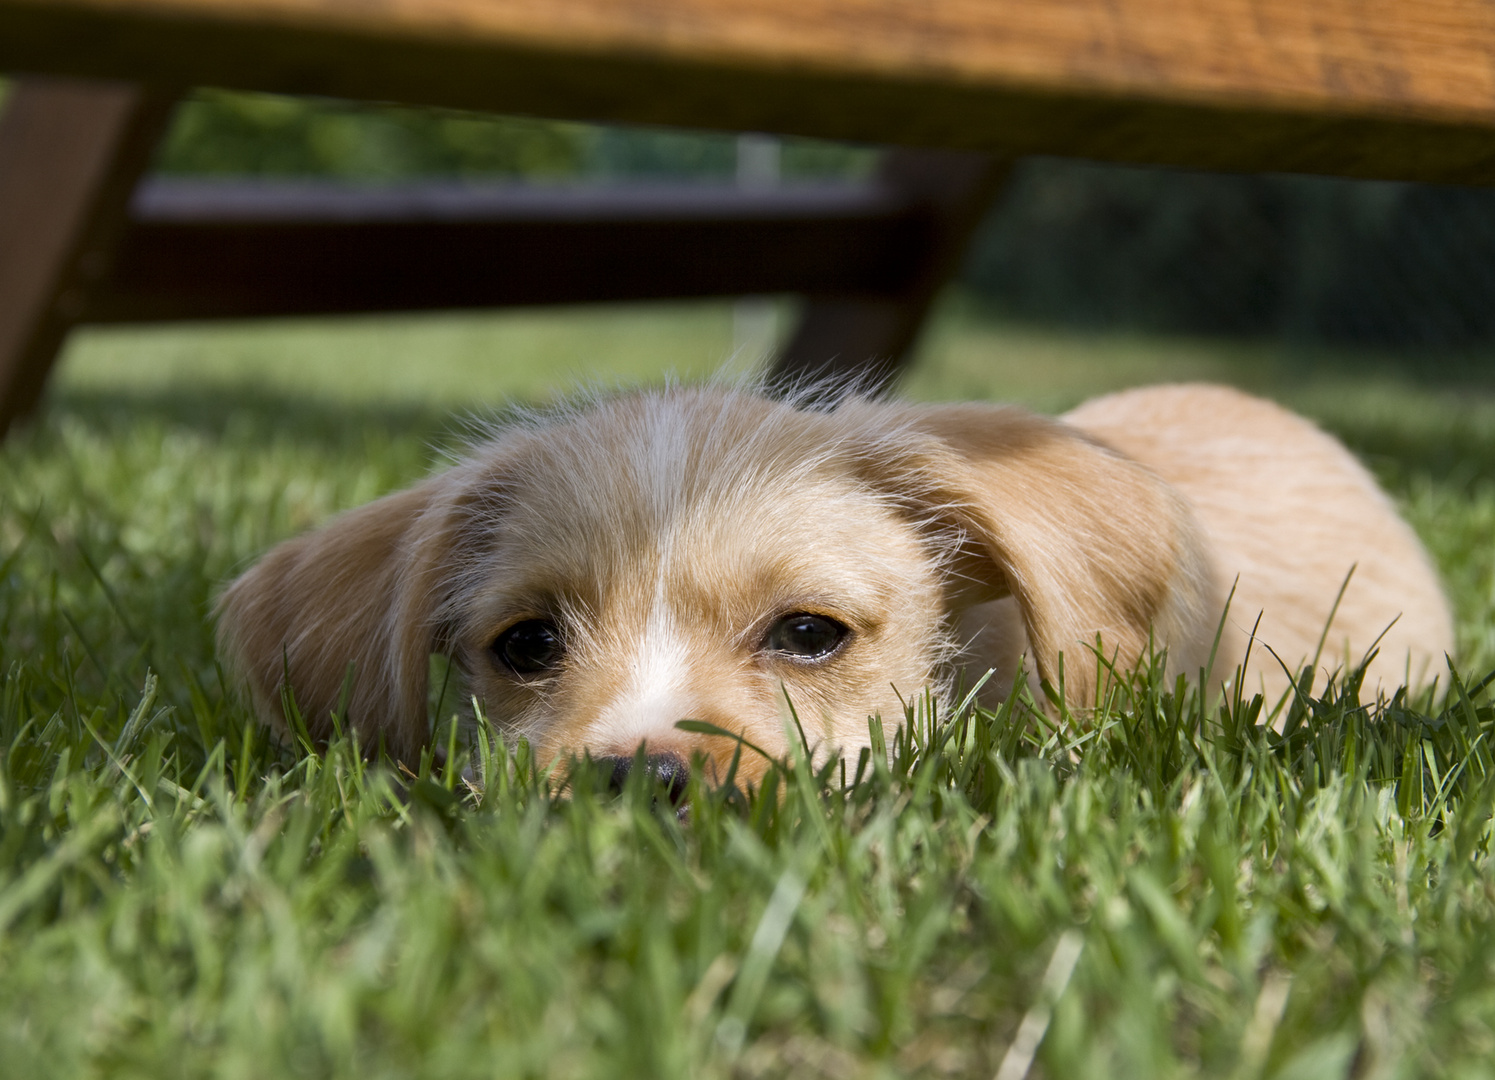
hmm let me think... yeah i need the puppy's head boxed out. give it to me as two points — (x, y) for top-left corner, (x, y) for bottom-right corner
(217, 386), (1214, 781)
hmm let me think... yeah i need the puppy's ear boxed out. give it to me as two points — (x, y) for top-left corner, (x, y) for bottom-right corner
(216, 472), (469, 761)
(855, 402), (1219, 702)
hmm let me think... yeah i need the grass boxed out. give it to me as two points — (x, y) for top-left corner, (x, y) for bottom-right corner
(6, 295), (1495, 1077)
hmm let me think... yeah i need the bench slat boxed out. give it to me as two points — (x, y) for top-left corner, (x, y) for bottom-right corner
(84, 178), (933, 321)
(4, 0), (1495, 183)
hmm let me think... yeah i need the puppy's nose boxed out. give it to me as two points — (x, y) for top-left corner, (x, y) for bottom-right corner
(603, 752), (691, 805)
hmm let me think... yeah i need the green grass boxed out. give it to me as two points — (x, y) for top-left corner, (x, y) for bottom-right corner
(7, 297), (1495, 1077)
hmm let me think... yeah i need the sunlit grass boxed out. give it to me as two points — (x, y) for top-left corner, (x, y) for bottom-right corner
(58, 301), (770, 410)
(8, 296), (1495, 1076)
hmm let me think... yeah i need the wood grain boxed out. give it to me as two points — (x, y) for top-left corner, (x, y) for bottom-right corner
(9, 0), (1495, 122)
(5, 0), (1495, 182)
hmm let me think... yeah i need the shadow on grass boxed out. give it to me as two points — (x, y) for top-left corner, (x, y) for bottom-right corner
(33, 360), (1495, 491)
(1331, 412), (1495, 490)
(36, 383), (492, 455)
(1288, 366), (1495, 491)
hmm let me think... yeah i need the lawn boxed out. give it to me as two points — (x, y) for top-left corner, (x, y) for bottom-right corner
(5, 297), (1495, 1078)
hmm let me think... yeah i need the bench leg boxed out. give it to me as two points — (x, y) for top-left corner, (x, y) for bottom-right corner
(769, 148), (1012, 395)
(0, 78), (178, 436)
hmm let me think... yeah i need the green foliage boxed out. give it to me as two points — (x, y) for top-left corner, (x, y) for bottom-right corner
(157, 91), (591, 180)
(154, 90), (876, 181)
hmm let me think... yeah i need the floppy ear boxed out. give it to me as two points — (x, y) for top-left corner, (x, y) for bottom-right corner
(854, 402), (1221, 704)
(216, 471), (468, 761)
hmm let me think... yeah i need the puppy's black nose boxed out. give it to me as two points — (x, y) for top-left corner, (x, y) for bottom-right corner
(603, 752), (691, 805)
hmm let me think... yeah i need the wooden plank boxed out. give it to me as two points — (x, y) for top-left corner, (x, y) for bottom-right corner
(5, 0), (1495, 183)
(82, 178), (932, 321)
(0, 78), (178, 434)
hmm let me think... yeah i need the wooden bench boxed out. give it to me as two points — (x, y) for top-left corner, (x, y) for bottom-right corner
(3, 0), (1495, 435)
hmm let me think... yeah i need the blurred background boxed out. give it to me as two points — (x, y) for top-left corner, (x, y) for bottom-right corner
(37, 85), (1495, 417)
(149, 88), (1495, 363)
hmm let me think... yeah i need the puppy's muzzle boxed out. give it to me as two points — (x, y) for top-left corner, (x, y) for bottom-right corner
(601, 752), (691, 806)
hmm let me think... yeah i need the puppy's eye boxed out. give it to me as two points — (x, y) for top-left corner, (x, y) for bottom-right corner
(762, 613), (849, 661)
(492, 619), (564, 675)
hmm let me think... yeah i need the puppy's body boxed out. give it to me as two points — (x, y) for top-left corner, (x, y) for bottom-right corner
(218, 384), (1452, 778)
(1064, 385), (1451, 700)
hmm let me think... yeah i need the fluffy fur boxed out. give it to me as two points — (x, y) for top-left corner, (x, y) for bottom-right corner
(217, 383), (1454, 781)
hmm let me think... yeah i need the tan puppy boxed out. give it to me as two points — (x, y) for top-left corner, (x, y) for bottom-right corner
(218, 383), (1453, 783)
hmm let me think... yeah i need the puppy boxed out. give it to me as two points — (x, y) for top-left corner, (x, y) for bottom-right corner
(217, 382), (1453, 784)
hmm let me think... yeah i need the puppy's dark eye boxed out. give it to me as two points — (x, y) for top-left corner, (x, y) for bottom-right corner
(762, 613), (849, 661)
(492, 619), (563, 675)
